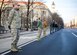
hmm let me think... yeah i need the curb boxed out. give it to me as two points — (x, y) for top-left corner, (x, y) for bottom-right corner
(0, 31), (37, 39)
(0, 36), (11, 39)
(0, 38), (37, 55)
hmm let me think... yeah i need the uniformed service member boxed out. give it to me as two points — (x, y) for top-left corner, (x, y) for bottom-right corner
(37, 18), (42, 40)
(42, 18), (48, 37)
(8, 3), (21, 52)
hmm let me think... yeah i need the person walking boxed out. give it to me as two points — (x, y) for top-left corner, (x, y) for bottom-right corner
(42, 18), (48, 37)
(8, 3), (21, 52)
(37, 18), (42, 40)
(50, 20), (55, 34)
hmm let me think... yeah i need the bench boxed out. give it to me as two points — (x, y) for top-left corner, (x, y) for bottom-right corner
(0, 26), (8, 34)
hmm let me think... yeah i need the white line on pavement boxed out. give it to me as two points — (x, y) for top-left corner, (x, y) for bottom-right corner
(0, 38), (37, 55)
(19, 38), (37, 48)
(1, 51), (10, 55)
(72, 33), (77, 37)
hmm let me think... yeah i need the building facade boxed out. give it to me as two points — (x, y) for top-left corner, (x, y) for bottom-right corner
(0, 1), (52, 30)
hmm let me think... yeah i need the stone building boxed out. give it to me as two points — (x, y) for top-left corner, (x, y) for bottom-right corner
(0, 0), (52, 30)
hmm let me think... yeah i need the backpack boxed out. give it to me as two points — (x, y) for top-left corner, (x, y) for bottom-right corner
(43, 20), (48, 28)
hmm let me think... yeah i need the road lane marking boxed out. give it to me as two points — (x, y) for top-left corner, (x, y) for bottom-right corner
(0, 31), (48, 55)
(0, 38), (37, 55)
(1, 51), (10, 55)
(69, 29), (77, 37)
(72, 33), (77, 37)
(19, 38), (37, 48)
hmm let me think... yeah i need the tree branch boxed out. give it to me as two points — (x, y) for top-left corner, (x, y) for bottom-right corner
(0, 0), (5, 11)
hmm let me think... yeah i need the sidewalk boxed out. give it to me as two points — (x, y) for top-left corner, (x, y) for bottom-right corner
(0, 33), (11, 39)
(0, 30), (37, 39)
(0, 28), (50, 39)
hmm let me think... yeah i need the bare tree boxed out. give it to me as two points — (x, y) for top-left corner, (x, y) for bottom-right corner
(0, 0), (5, 26)
(52, 13), (64, 28)
(26, 0), (30, 31)
(26, 0), (39, 31)
(0, 0), (12, 26)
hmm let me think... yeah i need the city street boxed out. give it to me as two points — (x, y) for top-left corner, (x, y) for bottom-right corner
(0, 28), (77, 55)
(0, 29), (50, 55)
(0, 0), (77, 55)
(0, 31), (38, 53)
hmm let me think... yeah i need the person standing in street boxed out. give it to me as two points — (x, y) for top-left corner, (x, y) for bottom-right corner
(42, 18), (48, 37)
(50, 20), (55, 34)
(37, 18), (42, 40)
(8, 3), (21, 52)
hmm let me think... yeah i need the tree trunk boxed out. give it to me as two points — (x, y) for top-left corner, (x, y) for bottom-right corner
(26, 0), (30, 31)
(0, 9), (1, 26)
(0, 0), (5, 26)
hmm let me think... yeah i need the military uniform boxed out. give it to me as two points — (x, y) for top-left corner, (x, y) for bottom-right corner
(37, 19), (42, 40)
(42, 19), (48, 37)
(8, 8), (21, 51)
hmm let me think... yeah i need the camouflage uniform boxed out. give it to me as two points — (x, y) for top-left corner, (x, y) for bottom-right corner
(42, 19), (48, 37)
(37, 19), (42, 40)
(8, 8), (21, 51)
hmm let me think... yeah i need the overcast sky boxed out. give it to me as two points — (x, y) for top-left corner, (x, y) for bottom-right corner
(16, 0), (77, 23)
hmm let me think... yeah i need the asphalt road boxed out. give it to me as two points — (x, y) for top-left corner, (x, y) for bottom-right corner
(5, 28), (77, 55)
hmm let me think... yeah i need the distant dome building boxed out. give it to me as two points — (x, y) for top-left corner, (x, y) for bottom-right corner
(51, 1), (57, 13)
